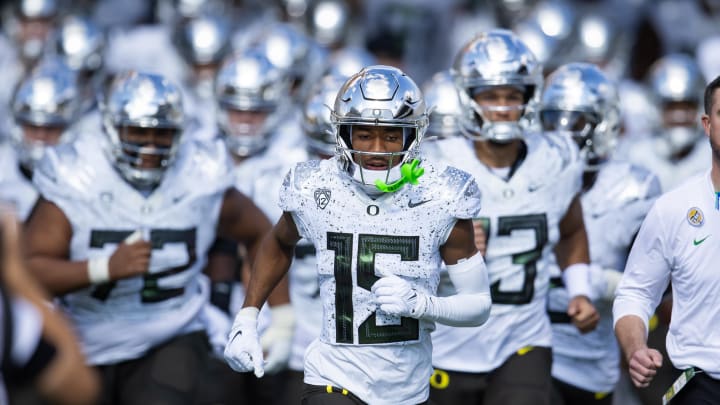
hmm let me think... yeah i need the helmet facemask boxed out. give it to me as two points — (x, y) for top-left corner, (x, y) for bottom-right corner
(656, 100), (702, 157)
(217, 103), (279, 158)
(104, 121), (182, 189)
(336, 124), (420, 192)
(102, 71), (185, 190)
(460, 84), (537, 143)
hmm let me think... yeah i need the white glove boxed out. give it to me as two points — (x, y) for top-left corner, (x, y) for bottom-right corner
(371, 275), (427, 319)
(224, 307), (265, 378)
(259, 304), (295, 375)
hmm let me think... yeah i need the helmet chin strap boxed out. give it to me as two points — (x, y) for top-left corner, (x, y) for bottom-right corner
(375, 158), (425, 193)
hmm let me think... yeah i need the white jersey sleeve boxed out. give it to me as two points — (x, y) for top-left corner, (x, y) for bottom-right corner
(613, 201), (671, 332)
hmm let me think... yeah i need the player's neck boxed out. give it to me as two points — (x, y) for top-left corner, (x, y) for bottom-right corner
(711, 156), (720, 192)
(472, 139), (524, 169)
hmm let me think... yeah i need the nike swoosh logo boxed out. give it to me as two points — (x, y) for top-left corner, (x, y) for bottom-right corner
(408, 199), (432, 208)
(693, 235), (710, 246)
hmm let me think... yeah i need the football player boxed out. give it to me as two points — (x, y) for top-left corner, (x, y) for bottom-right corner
(428, 30), (598, 405)
(22, 71), (273, 404)
(618, 54), (709, 191)
(0, 58), (81, 221)
(541, 63), (661, 404)
(225, 65), (492, 404)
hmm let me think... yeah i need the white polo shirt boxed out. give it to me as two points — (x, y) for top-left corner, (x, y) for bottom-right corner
(613, 169), (720, 379)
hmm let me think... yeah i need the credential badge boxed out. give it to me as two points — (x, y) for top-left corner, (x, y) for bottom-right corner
(314, 188), (331, 210)
(687, 207), (704, 227)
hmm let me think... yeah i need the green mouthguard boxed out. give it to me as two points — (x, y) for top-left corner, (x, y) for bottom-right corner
(374, 158), (425, 193)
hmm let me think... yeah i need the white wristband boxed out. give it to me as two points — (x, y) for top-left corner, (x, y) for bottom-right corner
(562, 263), (595, 301)
(87, 257), (110, 284)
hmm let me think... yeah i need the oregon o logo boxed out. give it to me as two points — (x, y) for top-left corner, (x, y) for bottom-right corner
(430, 369), (449, 389)
(366, 205), (379, 216)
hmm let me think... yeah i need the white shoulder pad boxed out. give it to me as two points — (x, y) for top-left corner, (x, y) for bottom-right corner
(436, 165), (482, 220)
(278, 159), (323, 213)
(171, 138), (234, 197)
(540, 131), (582, 172)
(33, 142), (98, 203)
(627, 164), (662, 201)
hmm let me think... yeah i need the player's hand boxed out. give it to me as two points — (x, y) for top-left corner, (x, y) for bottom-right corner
(260, 304), (294, 375)
(472, 220), (487, 257)
(372, 275), (426, 319)
(627, 347), (663, 388)
(108, 232), (151, 279)
(224, 307), (265, 378)
(567, 295), (599, 333)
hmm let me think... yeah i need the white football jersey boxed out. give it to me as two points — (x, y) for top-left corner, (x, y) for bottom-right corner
(33, 136), (233, 365)
(0, 143), (38, 221)
(614, 170), (720, 380)
(431, 133), (583, 373)
(618, 134), (709, 192)
(548, 161), (661, 393)
(280, 157), (481, 404)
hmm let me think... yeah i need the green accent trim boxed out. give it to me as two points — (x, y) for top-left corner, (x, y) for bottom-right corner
(374, 158), (425, 193)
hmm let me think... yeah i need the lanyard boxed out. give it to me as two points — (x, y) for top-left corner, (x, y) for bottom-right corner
(716, 192), (720, 211)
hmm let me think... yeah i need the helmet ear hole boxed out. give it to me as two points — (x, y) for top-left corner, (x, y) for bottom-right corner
(338, 124), (352, 149)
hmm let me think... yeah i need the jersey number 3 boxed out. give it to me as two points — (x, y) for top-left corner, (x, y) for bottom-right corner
(327, 232), (419, 344)
(478, 214), (548, 305)
(88, 229), (197, 303)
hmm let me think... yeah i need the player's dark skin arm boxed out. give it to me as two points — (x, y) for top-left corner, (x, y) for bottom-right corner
(23, 198), (152, 296)
(554, 193), (599, 333)
(215, 187), (292, 306)
(3, 214), (100, 405)
(440, 219), (479, 265)
(554, 194), (589, 269)
(243, 211), (300, 309)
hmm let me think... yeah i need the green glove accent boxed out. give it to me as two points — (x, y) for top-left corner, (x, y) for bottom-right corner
(374, 158), (425, 193)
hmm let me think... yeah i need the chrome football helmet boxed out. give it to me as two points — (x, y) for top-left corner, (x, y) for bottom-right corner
(102, 71), (185, 189)
(305, 0), (349, 48)
(10, 57), (80, 169)
(452, 29), (543, 143)
(332, 65), (428, 192)
(250, 23), (325, 102)
(55, 15), (105, 75)
(174, 14), (231, 98)
(302, 73), (345, 157)
(174, 14), (231, 68)
(214, 47), (291, 157)
(422, 70), (464, 140)
(4, 0), (59, 63)
(647, 54), (705, 157)
(541, 63), (620, 170)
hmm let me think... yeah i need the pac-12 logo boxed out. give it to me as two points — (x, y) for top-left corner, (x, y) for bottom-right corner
(314, 188), (331, 210)
(687, 207), (704, 227)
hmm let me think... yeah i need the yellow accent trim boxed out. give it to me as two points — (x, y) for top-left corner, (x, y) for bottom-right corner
(649, 314), (659, 332)
(430, 369), (450, 389)
(326, 385), (333, 394)
(517, 346), (534, 356)
(594, 392), (609, 400)
(341, 389), (348, 396)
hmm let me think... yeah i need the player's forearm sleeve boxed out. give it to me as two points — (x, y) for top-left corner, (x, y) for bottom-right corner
(422, 252), (491, 327)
